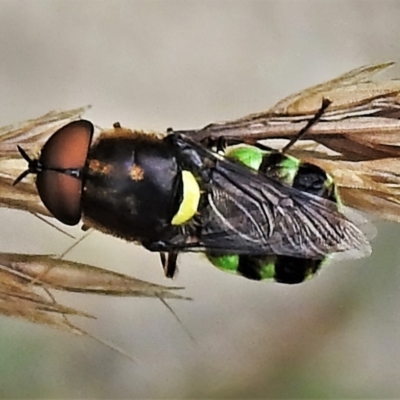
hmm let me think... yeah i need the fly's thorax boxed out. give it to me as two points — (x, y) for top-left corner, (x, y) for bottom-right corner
(81, 133), (185, 242)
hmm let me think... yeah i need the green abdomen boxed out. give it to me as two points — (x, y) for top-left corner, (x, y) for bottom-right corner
(207, 146), (338, 284)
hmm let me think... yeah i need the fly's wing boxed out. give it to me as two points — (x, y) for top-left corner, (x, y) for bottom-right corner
(171, 135), (371, 259)
(169, 63), (400, 225)
(200, 156), (371, 259)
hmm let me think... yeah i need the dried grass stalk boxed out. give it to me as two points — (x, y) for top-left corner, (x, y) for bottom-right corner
(184, 62), (400, 221)
(2, 64), (400, 333)
(0, 251), (187, 335)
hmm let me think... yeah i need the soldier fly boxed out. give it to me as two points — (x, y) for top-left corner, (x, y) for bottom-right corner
(13, 98), (370, 284)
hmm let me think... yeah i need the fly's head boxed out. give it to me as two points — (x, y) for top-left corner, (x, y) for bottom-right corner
(13, 120), (94, 226)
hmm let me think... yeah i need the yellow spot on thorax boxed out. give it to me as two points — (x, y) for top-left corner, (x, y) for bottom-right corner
(88, 159), (114, 175)
(129, 164), (144, 181)
(171, 171), (200, 226)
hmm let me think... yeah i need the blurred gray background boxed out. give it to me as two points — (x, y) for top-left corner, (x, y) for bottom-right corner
(0, 0), (400, 398)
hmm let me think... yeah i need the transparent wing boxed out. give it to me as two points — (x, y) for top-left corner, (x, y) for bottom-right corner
(321, 206), (375, 261)
(172, 135), (371, 259)
(200, 156), (371, 258)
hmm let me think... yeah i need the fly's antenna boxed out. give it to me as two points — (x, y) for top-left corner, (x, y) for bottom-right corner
(13, 144), (83, 186)
(281, 98), (332, 154)
(13, 146), (40, 185)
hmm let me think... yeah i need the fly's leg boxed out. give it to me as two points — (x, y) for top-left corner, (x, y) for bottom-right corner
(160, 252), (179, 278)
(281, 98), (332, 153)
(199, 98), (332, 155)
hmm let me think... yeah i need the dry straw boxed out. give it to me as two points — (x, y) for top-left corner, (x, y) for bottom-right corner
(2, 63), (400, 335)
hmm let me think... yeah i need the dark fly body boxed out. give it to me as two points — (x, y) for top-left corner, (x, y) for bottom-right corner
(14, 104), (370, 284)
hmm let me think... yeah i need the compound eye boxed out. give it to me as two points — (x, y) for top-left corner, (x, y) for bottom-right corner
(40, 120), (94, 169)
(37, 171), (83, 225)
(37, 120), (94, 225)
